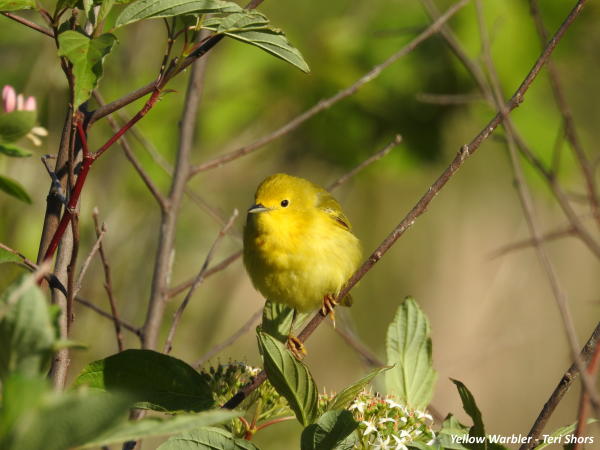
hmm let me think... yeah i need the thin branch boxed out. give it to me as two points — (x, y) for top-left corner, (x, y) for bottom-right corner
(92, 91), (168, 211)
(167, 250), (243, 299)
(73, 225), (106, 297)
(163, 209), (238, 354)
(573, 340), (600, 449)
(529, 0), (600, 229)
(75, 296), (141, 337)
(332, 324), (385, 368)
(188, 0), (470, 177)
(327, 135), (402, 191)
(222, 0), (590, 410)
(194, 308), (263, 368)
(488, 224), (576, 259)
(93, 208), (125, 352)
(1, 12), (54, 37)
(519, 322), (600, 450)
(415, 92), (483, 105)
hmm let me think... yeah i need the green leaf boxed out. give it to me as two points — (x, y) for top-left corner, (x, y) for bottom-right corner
(157, 427), (260, 449)
(98, 0), (116, 23)
(258, 331), (318, 426)
(0, 375), (133, 450)
(435, 414), (470, 450)
(261, 301), (295, 343)
(115, 0), (242, 28)
(203, 14), (309, 73)
(74, 349), (215, 412)
(0, 174), (31, 203)
(0, 111), (36, 142)
(0, 0), (34, 11)
(532, 419), (598, 450)
(0, 143), (32, 157)
(0, 274), (56, 380)
(80, 410), (240, 448)
(385, 297), (437, 410)
(301, 410), (358, 450)
(328, 366), (390, 411)
(57, 31), (116, 108)
(0, 247), (21, 265)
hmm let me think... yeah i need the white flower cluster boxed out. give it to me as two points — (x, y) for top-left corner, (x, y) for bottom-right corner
(349, 391), (435, 449)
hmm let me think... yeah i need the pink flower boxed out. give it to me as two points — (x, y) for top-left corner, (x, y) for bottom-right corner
(2, 85), (37, 113)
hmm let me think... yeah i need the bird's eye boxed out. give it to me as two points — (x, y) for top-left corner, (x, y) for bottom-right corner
(280, 199), (289, 207)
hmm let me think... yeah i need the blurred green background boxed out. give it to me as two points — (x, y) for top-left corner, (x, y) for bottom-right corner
(1, 0), (600, 447)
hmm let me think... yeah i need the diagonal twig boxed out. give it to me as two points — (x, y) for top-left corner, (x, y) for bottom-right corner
(1, 12), (54, 37)
(73, 225), (106, 297)
(163, 209), (239, 354)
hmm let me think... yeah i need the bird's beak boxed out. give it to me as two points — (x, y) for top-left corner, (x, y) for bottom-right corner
(248, 203), (270, 214)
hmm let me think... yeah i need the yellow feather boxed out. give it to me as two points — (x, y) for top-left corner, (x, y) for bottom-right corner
(243, 173), (362, 312)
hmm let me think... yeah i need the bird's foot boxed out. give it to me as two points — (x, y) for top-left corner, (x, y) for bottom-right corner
(321, 294), (338, 328)
(287, 335), (307, 360)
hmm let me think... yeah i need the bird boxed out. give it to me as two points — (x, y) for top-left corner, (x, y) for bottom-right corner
(243, 173), (362, 357)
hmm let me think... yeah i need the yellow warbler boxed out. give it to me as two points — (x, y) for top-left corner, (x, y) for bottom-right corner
(243, 173), (362, 350)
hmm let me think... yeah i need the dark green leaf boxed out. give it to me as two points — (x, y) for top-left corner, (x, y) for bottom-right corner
(0, 0), (34, 11)
(0, 274), (56, 380)
(0, 111), (36, 142)
(301, 410), (358, 450)
(57, 31), (117, 107)
(385, 297), (437, 410)
(0, 143), (32, 157)
(115, 0), (242, 28)
(203, 15), (309, 73)
(0, 247), (21, 264)
(258, 331), (318, 426)
(328, 366), (390, 411)
(74, 349), (215, 412)
(81, 410), (240, 448)
(0, 375), (133, 450)
(0, 175), (31, 203)
(157, 427), (260, 449)
(435, 414), (470, 450)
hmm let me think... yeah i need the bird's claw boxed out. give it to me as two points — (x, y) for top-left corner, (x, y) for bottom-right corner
(287, 335), (306, 360)
(321, 294), (338, 328)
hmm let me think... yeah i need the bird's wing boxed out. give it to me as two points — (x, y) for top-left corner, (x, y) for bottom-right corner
(315, 189), (352, 231)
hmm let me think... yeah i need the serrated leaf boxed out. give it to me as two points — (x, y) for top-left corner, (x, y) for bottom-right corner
(261, 301), (295, 343)
(0, 274), (56, 380)
(0, 111), (36, 142)
(80, 410), (240, 448)
(435, 414), (471, 450)
(328, 366), (390, 411)
(0, 174), (32, 203)
(258, 331), (318, 426)
(0, 0), (34, 11)
(57, 31), (116, 107)
(203, 16), (309, 73)
(0, 375), (133, 450)
(532, 419), (598, 450)
(0, 143), (32, 157)
(74, 349), (215, 412)
(0, 247), (21, 264)
(115, 0), (242, 28)
(301, 410), (358, 450)
(385, 297), (437, 410)
(157, 427), (260, 449)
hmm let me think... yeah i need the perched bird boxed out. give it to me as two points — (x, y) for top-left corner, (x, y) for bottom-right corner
(243, 173), (362, 356)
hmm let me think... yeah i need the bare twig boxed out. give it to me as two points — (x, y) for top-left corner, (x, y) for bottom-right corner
(476, 0), (598, 413)
(168, 250), (243, 299)
(529, 0), (600, 229)
(488, 224), (576, 259)
(93, 208), (125, 352)
(222, 0), (589, 410)
(415, 92), (483, 105)
(0, 12), (54, 37)
(75, 296), (141, 337)
(92, 91), (168, 211)
(573, 340), (600, 449)
(327, 135), (402, 191)
(163, 210), (238, 354)
(188, 0), (470, 177)
(333, 324), (385, 368)
(519, 322), (600, 450)
(194, 308), (263, 368)
(74, 225), (106, 297)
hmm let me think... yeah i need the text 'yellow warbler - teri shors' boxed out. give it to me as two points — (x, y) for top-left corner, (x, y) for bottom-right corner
(243, 173), (362, 321)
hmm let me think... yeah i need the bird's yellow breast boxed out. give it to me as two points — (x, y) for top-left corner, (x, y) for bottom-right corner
(244, 201), (361, 312)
